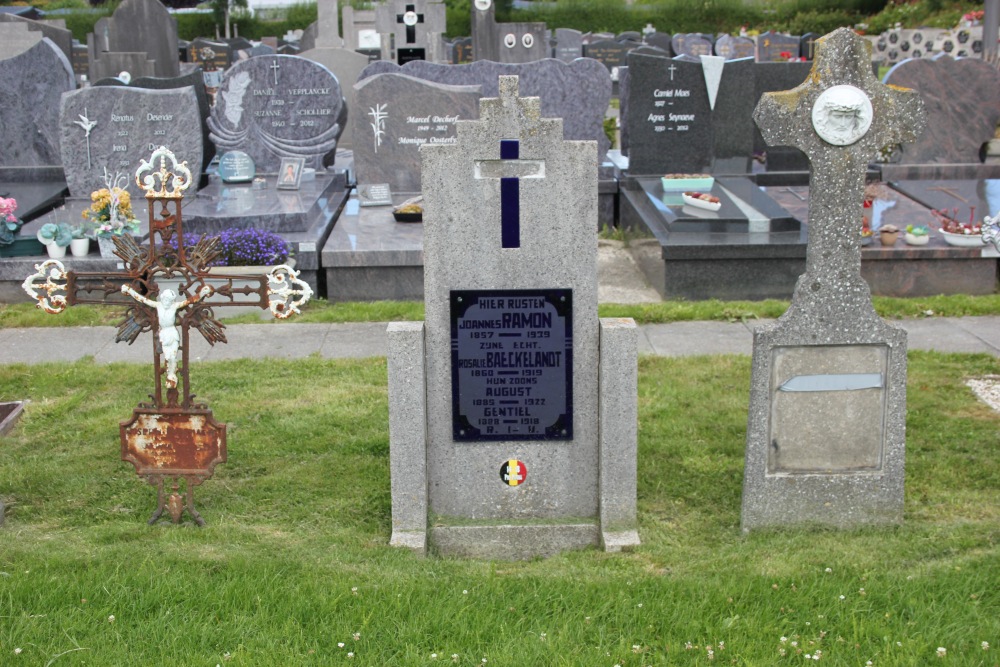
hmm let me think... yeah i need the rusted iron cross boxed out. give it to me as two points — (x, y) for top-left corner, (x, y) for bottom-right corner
(753, 27), (925, 312)
(22, 146), (312, 526)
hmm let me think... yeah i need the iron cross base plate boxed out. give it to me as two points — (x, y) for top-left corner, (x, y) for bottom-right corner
(120, 405), (227, 526)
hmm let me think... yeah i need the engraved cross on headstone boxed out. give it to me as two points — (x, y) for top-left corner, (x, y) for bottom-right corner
(753, 28), (925, 311)
(473, 139), (545, 248)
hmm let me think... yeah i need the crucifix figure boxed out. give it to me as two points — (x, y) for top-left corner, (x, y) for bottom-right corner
(474, 139), (545, 248)
(23, 146), (313, 526)
(396, 3), (424, 44)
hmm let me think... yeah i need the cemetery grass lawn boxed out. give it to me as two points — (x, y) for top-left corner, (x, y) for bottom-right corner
(0, 353), (997, 665)
(4, 293), (1000, 328)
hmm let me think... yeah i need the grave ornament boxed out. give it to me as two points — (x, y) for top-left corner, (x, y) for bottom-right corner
(21, 147), (313, 526)
(742, 28), (925, 531)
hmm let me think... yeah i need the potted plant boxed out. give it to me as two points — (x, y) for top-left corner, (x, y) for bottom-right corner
(83, 171), (140, 258)
(69, 222), (91, 257)
(36, 222), (74, 258)
(879, 224), (900, 247)
(0, 196), (21, 244)
(860, 215), (873, 246)
(905, 224), (930, 246)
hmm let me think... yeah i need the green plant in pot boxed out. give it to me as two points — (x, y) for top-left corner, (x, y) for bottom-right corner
(69, 222), (92, 257)
(36, 222), (74, 259)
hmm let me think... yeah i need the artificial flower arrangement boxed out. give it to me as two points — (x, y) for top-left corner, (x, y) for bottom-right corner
(83, 170), (140, 238)
(0, 196), (21, 246)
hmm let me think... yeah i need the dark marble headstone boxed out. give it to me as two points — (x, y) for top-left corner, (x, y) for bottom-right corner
(644, 32), (674, 56)
(207, 55), (346, 172)
(671, 33), (713, 58)
(753, 61), (813, 170)
(358, 58), (612, 161)
(226, 37), (254, 52)
(625, 52), (755, 174)
(583, 39), (630, 80)
(618, 31), (642, 43)
(351, 73), (480, 192)
(452, 36), (473, 64)
(59, 86), (203, 196)
(883, 54), (1000, 164)
(217, 150), (255, 182)
(715, 34), (755, 60)
(188, 38), (232, 71)
(554, 28), (583, 62)
(756, 31), (802, 62)
(89, 0), (179, 79)
(0, 37), (75, 167)
(800, 32), (820, 60)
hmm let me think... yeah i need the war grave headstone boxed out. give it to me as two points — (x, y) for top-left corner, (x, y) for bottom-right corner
(471, 0), (548, 64)
(87, 0), (179, 81)
(386, 75), (639, 558)
(375, 0), (446, 65)
(742, 28), (925, 531)
(0, 12), (72, 63)
(21, 146), (314, 525)
(554, 28), (583, 62)
(715, 34), (755, 60)
(671, 33), (713, 58)
(207, 55), (346, 172)
(756, 31), (802, 62)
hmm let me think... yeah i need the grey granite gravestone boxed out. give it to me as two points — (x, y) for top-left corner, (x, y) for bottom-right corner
(583, 39), (630, 79)
(387, 75), (639, 558)
(715, 34), (755, 60)
(756, 31), (801, 62)
(471, 0), (547, 64)
(352, 73), (481, 192)
(358, 58), (613, 162)
(624, 52), (755, 174)
(883, 54), (1000, 164)
(0, 37), (75, 168)
(87, 0), (179, 80)
(0, 21), (42, 59)
(300, 46), (369, 150)
(315, 0), (343, 48)
(342, 5), (378, 52)
(59, 85), (203, 197)
(671, 33), (713, 58)
(0, 13), (72, 63)
(375, 0), (446, 64)
(207, 55), (346, 172)
(644, 32), (674, 55)
(742, 28), (925, 532)
(554, 28), (583, 62)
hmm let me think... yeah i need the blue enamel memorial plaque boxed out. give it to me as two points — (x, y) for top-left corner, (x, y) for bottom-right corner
(451, 289), (573, 441)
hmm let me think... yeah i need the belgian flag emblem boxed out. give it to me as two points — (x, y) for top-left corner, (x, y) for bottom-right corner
(500, 459), (526, 486)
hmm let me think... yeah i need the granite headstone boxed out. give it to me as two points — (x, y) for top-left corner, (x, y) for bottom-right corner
(756, 31), (802, 62)
(375, 0), (446, 64)
(715, 34), (755, 60)
(0, 37), (75, 168)
(671, 33), (713, 58)
(87, 0), (179, 80)
(59, 85), (203, 196)
(554, 28), (583, 62)
(0, 13), (72, 63)
(207, 55), (346, 171)
(352, 72), (480, 192)
(299, 45), (370, 150)
(358, 58), (613, 162)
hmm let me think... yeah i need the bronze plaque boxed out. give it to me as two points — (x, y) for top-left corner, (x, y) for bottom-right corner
(121, 409), (227, 477)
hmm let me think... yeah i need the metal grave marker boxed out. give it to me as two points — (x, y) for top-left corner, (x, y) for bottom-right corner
(22, 147), (312, 525)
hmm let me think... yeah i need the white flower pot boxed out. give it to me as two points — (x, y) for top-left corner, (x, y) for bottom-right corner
(45, 243), (67, 259)
(70, 237), (90, 257)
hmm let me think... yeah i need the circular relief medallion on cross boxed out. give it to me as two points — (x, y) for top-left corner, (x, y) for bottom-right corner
(474, 0), (491, 10)
(403, 10), (418, 26)
(503, 33), (516, 48)
(522, 33), (534, 48)
(811, 84), (874, 147)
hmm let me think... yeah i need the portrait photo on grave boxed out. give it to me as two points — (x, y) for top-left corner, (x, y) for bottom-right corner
(277, 157), (305, 190)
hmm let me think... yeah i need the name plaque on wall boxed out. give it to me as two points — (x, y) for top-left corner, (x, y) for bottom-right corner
(450, 289), (573, 441)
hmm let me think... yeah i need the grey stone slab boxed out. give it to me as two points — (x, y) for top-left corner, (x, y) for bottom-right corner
(208, 55), (346, 172)
(123, 68), (215, 164)
(319, 322), (389, 358)
(954, 316), (1000, 354)
(884, 54), (1000, 164)
(315, 0), (343, 48)
(201, 323), (328, 360)
(299, 47), (369, 149)
(899, 317), (1000, 354)
(0, 13), (72, 63)
(641, 321), (754, 357)
(352, 73), (481, 192)
(88, 0), (179, 79)
(0, 21), (41, 59)
(429, 524), (599, 560)
(358, 58), (612, 162)
(59, 85), (203, 197)
(0, 327), (112, 363)
(0, 38), (75, 168)
(742, 28), (926, 532)
(554, 28), (582, 62)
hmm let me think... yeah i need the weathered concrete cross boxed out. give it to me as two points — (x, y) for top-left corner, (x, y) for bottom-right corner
(754, 27), (925, 312)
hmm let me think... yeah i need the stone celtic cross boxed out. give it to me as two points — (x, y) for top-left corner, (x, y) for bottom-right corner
(22, 146), (312, 525)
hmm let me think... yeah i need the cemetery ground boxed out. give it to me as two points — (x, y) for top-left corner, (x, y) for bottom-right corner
(0, 348), (997, 663)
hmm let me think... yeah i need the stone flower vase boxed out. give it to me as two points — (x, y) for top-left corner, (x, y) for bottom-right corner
(97, 235), (118, 258)
(879, 225), (900, 247)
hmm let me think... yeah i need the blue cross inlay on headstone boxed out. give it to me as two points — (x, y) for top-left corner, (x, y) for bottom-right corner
(475, 139), (546, 249)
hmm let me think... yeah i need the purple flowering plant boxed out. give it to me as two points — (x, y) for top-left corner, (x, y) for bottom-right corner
(165, 227), (290, 267)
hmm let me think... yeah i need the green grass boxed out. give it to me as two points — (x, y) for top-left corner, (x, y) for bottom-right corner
(4, 293), (1000, 328)
(0, 352), (997, 664)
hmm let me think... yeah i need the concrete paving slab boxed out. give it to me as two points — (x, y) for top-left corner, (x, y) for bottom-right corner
(204, 323), (328, 361)
(640, 321), (755, 357)
(1, 326), (116, 363)
(953, 316), (1000, 355)
(319, 322), (389, 358)
(897, 317), (996, 354)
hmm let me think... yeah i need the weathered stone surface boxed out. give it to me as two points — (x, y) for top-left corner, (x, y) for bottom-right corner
(742, 28), (926, 532)
(87, 0), (179, 80)
(0, 21), (42, 59)
(208, 55), (346, 171)
(359, 57), (612, 161)
(299, 46), (369, 149)
(0, 13), (72, 63)
(59, 86), (203, 197)
(352, 73), (480, 191)
(883, 54), (1000, 164)
(0, 37), (75, 167)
